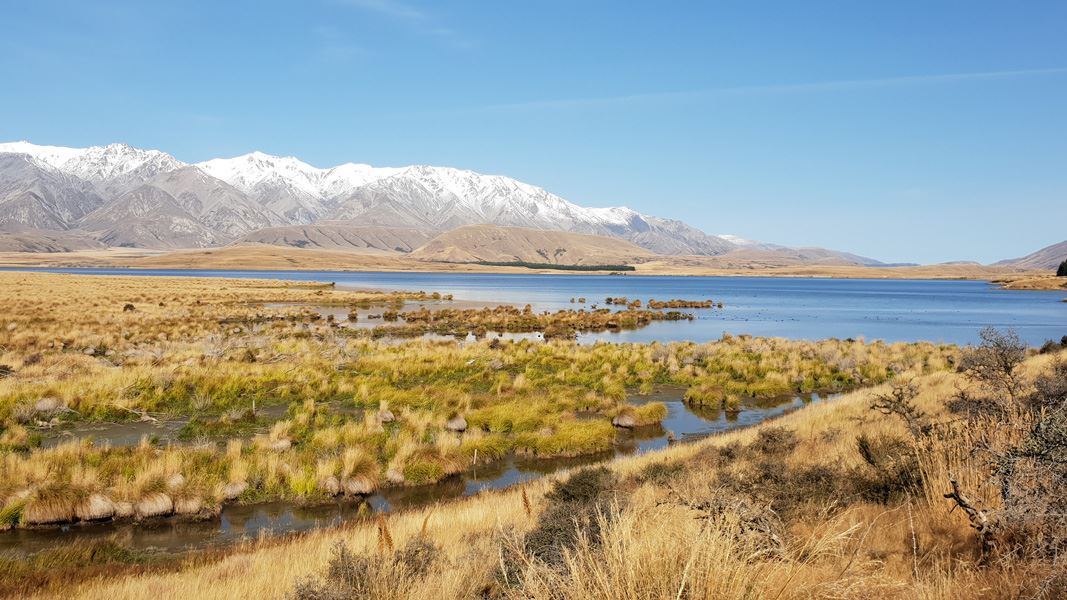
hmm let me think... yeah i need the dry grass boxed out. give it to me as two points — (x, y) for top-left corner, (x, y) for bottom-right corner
(0, 244), (1055, 288)
(0, 272), (954, 517)
(1, 271), (1058, 599)
(992, 273), (1067, 291)
(32, 355), (1061, 600)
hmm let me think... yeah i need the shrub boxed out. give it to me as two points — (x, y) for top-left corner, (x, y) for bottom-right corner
(292, 538), (439, 600)
(545, 467), (616, 504)
(960, 327), (1028, 401)
(752, 427), (799, 456)
(636, 460), (684, 485)
(851, 433), (922, 503)
(524, 467), (618, 567)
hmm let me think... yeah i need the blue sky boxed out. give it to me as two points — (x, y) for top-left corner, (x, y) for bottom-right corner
(2, 1), (1065, 264)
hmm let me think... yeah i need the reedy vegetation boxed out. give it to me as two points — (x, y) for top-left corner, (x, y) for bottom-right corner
(0, 272), (955, 528)
(25, 350), (1065, 600)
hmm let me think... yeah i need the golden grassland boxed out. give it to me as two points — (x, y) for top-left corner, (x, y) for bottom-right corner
(14, 351), (1062, 600)
(0, 246), (530, 273)
(1, 271), (1063, 599)
(0, 244), (1059, 289)
(0, 272), (956, 532)
(991, 273), (1067, 291)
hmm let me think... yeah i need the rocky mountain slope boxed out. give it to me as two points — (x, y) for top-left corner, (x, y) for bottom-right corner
(235, 224), (434, 254)
(0, 141), (737, 254)
(0, 141), (883, 266)
(998, 239), (1067, 270)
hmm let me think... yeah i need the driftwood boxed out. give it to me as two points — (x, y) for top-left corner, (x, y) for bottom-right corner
(944, 479), (995, 557)
(113, 405), (159, 423)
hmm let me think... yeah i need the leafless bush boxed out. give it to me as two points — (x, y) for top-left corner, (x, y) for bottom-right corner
(665, 486), (785, 559)
(943, 333), (1067, 561)
(752, 426), (799, 456)
(959, 327), (1028, 402)
(871, 380), (931, 439)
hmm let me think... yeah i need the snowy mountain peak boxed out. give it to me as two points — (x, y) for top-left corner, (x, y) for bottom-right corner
(196, 152), (405, 217)
(0, 140), (186, 186)
(717, 234), (759, 247)
(0, 140), (741, 256)
(63, 144), (186, 184)
(0, 140), (87, 169)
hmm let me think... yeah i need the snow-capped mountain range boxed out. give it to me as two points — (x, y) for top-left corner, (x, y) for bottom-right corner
(0, 140), (741, 254)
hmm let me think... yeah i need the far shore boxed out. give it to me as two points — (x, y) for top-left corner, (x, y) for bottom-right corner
(0, 244), (1063, 291)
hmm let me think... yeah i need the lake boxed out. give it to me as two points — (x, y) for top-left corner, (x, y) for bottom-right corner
(5, 268), (1065, 345)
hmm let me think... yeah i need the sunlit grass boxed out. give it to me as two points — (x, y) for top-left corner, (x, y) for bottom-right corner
(0, 272), (957, 531)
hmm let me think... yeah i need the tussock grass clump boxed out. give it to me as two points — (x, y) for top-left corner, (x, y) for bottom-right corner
(629, 402), (668, 426)
(515, 420), (616, 458)
(646, 298), (716, 309)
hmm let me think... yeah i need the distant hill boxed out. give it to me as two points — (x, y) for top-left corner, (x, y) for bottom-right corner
(234, 224), (435, 254)
(0, 228), (105, 252)
(409, 224), (656, 265)
(998, 239), (1067, 270)
(661, 246), (885, 269)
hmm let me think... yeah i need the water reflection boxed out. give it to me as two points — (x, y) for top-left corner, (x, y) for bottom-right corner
(3, 390), (837, 556)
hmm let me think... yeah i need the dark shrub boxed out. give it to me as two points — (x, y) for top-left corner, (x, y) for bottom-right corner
(544, 467), (615, 504)
(714, 441), (745, 465)
(850, 434), (922, 503)
(787, 464), (844, 505)
(945, 390), (1006, 419)
(523, 467), (618, 568)
(1030, 360), (1067, 411)
(291, 537), (439, 600)
(752, 427), (799, 456)
(637, 460), (684, 485)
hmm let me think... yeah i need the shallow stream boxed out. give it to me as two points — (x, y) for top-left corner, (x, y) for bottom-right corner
(1, 390), (835, 556)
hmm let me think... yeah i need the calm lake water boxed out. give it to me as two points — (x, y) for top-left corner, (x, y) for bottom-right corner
(6, 268), (1065, 345)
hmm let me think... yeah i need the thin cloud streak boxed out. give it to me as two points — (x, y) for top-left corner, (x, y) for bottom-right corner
(337, 0), (471, 47)
(477, 67), (1067, 112)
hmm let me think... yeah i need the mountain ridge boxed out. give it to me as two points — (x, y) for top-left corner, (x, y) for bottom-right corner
(0, 140), (876, 266)
(997, 239), (1067, 270)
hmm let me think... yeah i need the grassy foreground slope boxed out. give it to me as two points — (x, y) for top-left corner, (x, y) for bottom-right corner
(49, 345), (1067, 600)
